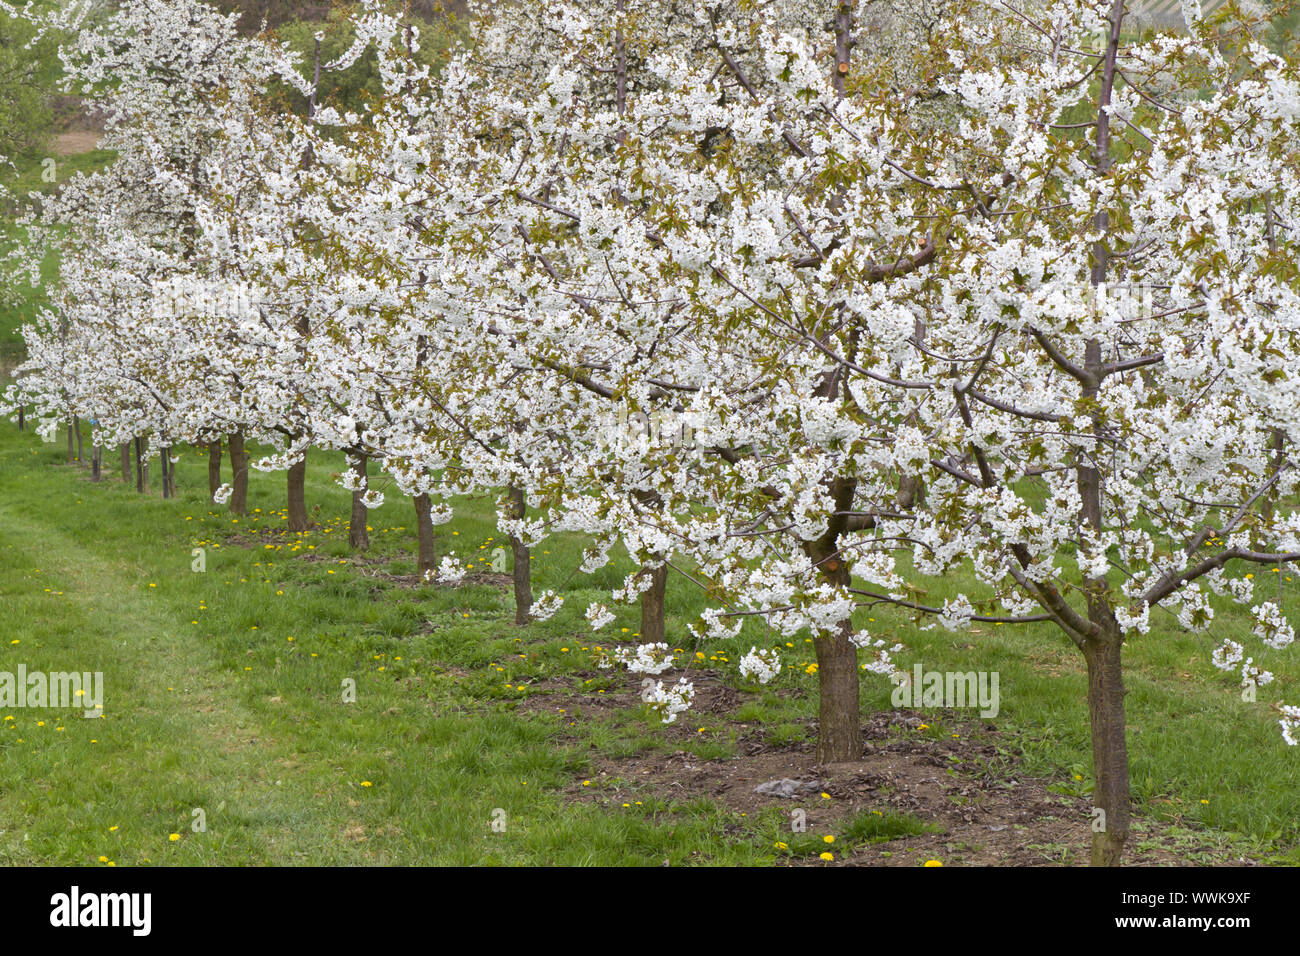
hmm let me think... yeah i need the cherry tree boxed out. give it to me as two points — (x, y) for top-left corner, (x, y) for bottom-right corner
(555, 0), (1300, 864)
(449, 0), (958, 749)
(9, 0), (1300, 870)
(4, 0), (309, 502)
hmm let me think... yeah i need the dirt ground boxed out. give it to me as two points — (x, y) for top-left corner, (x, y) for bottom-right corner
(520, 670), (1261, 866)
(53, 130), (102, 155)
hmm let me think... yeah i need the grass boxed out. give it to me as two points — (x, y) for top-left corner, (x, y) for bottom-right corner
(0, 425), (825, 865)
(0, 219), (56, 367)
(2, 149), (117, 367)
(2, 148), (117, 209)
(0, 420), (1296, 865)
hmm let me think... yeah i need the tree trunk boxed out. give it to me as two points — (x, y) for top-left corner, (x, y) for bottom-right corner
(208, 440), (223, 500)
(134, 436), (145, 494)
(74, 416), (83, 466)
(814, 618), (862, 764)
(120, 443), (130, 482)
(804, 0), (864, 766)
(640, 563), (668, 644)
(229, 431), (249, 515)
(66, 420), (74, 465)
(807, 539), (862, 764)
(160, 446), (172, 499)
(413, 493), (436, 575)
(1263, 428), (1286, 524)
(897, 473), (925, 510)
(91, 443), (101, 482)
(287, 454), (308, 531)
(507, 485), (533, 623)
(349, 454), (369, 550)
(17, 404), (23, 431)
(1084, 630), (1130, 865)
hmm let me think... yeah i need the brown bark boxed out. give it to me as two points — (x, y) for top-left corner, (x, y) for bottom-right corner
(134, 436), (145, 493)
(640, 563), (668, 644)
(208, 440), (223, 500)
(161, 446), (173, 499)
(66, 420), (74, 465)
(1263, 428), (1286, 524)
(414, 493), (436, 574)
(349, 454), (369, 551)
(814, 619), (862, 765)
(91, 443), (102, 482)
(1084, 628), (1130, 865)
(120, 443), (130, 482)
(808, 542), (862, 764)
(896, 473), (925, 510)
(228, 431), (249, 515)
(74, 416), (83, 465)
(507, 485), (533, 624)
(807, 0), (862, 755)
(287, 453), (308, 531)
(1079, 0), (1131, 867)
(16, 405), (23, 431)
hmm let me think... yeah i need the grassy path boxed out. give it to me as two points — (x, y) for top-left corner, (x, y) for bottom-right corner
(0, 439), (384, 864)
(0, 429), (772, 865)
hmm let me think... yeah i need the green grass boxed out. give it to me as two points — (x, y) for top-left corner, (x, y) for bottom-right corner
(0, 219), (58, 366)
(2, 148), (117, 208)
(0, 421), (1297, 864)
(2, 149), (117, 366)
(0, 426), (810, 865)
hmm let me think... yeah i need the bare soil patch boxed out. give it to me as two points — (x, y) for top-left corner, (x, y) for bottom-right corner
(520, 666), (1258, 866)
(53, 130), (102, 155)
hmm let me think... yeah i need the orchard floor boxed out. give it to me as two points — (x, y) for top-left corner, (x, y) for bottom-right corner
(0, 423), (1292, 866)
